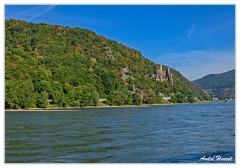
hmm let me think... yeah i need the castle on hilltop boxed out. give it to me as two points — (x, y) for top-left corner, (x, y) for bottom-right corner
(150, 64), (174, 85)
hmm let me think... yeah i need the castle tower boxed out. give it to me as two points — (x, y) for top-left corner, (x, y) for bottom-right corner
(166, 67), (170, 76)
(169, 74), (174, 85)
(155, 64), (163, 81)
(159, 64), (163, 81)
(154, 65), (174, 85)
(166, 67), (173, 85)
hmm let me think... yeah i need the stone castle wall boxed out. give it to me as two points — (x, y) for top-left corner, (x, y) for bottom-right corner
(154, 64), (173, 85)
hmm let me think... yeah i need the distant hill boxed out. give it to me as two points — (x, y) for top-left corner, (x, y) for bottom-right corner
(192, 70), (235, 99)
(5, 19), (209, 109)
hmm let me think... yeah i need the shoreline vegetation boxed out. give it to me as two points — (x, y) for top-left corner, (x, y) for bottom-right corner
(5, 100), (233, 112)
(4, 104), (164, 112)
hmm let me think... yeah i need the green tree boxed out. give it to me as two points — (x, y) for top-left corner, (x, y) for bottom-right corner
(64, 82), (76, 105)
(75, 84), (99, 106)
(143, 90), (156, 104)
(199, 96), (204, 101)
(203, 94), (211, 101)
(132, 93), (141, 105)
(35, 80), (52, 95)
(51, 90), (63, 106)
(156, 95), (163, 104)
(36, 91), (48, 108)
(187, 94), (195, 103)
(107, 91), (126, 106)
(5, 79), (35, 109)
(5, 80), (20, 109)
(124, 96), (132, 105)
(50, 81), (66, 107)
(171, 95), (177, 103)
(175, 93), (185, 103)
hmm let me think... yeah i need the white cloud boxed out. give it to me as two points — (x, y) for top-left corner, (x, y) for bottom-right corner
(6, 5), (57, 21)
(30, 5), (56, 20)
(157, 50), (235, 81)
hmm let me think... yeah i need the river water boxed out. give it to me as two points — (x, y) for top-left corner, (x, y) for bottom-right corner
(5, 102), (235, 163)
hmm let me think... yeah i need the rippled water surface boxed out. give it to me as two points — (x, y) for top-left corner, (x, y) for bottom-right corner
(5, 102), (235, 163)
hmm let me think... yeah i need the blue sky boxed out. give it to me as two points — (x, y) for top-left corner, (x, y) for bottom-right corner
(5, 5), (235, 80)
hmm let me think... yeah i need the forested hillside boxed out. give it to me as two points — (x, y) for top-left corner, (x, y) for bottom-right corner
(193, 70), (235, 99)
(5, 19), (209, 109)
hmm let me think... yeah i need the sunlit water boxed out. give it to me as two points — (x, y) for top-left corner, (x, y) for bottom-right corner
(5, 102), (235, 163)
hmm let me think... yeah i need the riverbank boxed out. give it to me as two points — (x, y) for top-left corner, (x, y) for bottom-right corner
(5, 103), (184, 112)
(5, 104), (151, 112)
(5, 101), (232, 112)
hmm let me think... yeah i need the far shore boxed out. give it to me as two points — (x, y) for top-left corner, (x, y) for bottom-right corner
(5, 103), (173, 112)
(5, 100), (233, 112)
(5, 104), (151, 112)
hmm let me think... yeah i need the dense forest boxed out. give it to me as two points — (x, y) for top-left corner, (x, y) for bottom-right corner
(193, 69), (235, 99)
(5, 19), (210, 109)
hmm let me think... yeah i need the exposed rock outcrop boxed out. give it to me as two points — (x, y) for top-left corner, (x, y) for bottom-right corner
(120, 67), (129, 82)
(104, 46), (115, 60)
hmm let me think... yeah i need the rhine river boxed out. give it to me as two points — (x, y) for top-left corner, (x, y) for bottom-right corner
(5, 102), (235, 163)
